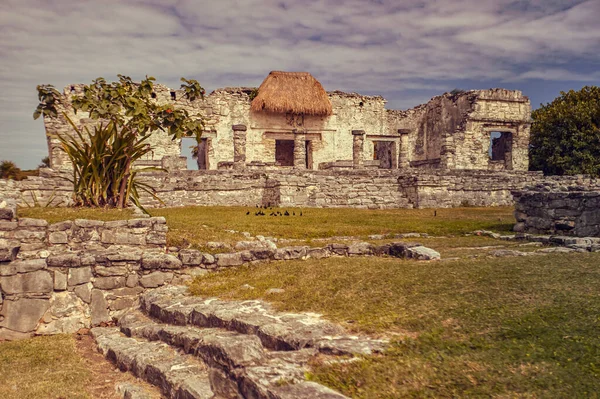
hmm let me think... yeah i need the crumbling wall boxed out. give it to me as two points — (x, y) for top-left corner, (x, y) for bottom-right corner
(513, 179), (600, 236)
(455, 89), (531, 170)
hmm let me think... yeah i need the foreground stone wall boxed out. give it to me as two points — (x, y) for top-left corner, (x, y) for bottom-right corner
(513, 179), (600, 237)
(0, 203), (179, 340)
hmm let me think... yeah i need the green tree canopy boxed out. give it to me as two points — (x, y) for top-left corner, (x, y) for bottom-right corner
(530, 86), (600, 176)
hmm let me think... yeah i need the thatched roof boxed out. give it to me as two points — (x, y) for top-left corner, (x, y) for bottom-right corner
(251, 71), (332, 116)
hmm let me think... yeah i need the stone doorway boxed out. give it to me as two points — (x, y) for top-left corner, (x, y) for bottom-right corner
(489, 132), (513, 169)
(373, 141), (397, 169)
(275, 140), (295, 166)
(181, 138), (201, 170)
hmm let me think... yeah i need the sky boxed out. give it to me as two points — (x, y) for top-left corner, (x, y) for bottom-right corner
(1, 0), (599, 169)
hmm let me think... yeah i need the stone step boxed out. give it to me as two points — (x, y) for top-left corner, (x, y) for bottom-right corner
(117, 309), (348, 399)
(91, 327), (216, 399)
(140, 286), (388, 355)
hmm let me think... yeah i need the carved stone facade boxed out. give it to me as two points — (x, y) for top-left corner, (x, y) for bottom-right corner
(44, 81), (531, 173)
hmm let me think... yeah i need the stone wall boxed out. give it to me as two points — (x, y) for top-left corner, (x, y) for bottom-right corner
(513, 179), (600, 237)
(0, 201), (188, 339)
(4, 169), (596, 211)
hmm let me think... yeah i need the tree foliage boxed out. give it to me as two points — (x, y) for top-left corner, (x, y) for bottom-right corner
(530, 86), (600, 176)
(34, 75), (206, 210)
(0, 160), (20, 180)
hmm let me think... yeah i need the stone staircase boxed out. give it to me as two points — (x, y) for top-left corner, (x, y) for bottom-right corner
(92, 286), (387, 398)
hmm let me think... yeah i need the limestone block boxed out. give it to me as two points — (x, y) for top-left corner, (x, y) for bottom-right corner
(0, 245), (21, 264)
(179, 249), (204, 265)
(126, 273), (139, 288)
(74, 219), (104, 228)
(48, 221), (73, 231)
(94, 265), (129, 277)
(53, 270), (67, 291)
(0, 221), (18, 231)
(0, 270), (53, 294)
(215, 253), (244, 267)
(406, 246), (441, 260)
(47, 253), (82, 268)
(140, 271), (174, 288)
(141, 253), (182, 270)
(74, 283), (92, 304)
(17, 218), (48, 228)
(90, 289), (111, 326)
(49, 231), (68, 244)
(93, 276), (126, 290)
(0, 298), (50, 333)
(68, 267), (92, 286)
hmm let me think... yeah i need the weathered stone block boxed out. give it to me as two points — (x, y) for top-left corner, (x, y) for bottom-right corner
(141, 254), (182, 270)
(94, 265), (129, 277)
(0, 245), (20, 263)
(0, 221), (18, 231)
(68, 267), (92, 286)
(74, 219), (104, 228)
(17, 218), (48, 228)
(47, 253), (81, 268)
(90, 289), (110, 325)
(93, 276), (126, 290)
(140, 271), (174, 288)
(0, 270), (53, 294)
(49, 231), (68, 244)
(53, 270), (67, 291)
(126, 273), (139, 288)
(179, 249), (204, 265)
(215, 252), (244, 267)
(74, 283), (92, 303)
(0, 298), (50, 332)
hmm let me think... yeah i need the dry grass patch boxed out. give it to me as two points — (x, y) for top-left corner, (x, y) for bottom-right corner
(0, 334), (91, 399)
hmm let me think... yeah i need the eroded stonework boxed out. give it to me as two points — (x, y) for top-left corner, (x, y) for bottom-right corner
(44, 83), (531, 173)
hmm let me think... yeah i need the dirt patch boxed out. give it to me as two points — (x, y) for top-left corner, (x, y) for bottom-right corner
(74, 332), (161, 399)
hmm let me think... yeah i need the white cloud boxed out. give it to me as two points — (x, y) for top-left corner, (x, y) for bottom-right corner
(0, 0), (599, 168)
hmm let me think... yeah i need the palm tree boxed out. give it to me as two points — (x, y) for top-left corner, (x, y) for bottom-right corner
(0, 160), (20, 180)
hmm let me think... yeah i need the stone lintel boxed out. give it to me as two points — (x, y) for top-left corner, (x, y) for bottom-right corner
(398, 129), (411, 135)
(352, 130), (366, 136)
(232, 124), (247, 132)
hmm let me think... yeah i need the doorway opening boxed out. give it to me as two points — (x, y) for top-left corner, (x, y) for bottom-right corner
(489, 132), (512, 165)
(373, 141), (396, 169)
(275, 140), (295, 166)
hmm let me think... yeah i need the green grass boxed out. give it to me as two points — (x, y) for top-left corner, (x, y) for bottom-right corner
(19, 207), (135, 223)
(19, 206), (515, 249)
(0, 335), (91, 399)
(189, 253), (600, 398)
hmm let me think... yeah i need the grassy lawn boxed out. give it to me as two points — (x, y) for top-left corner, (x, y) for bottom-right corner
(0, 335), (91, 399)
(19, 206), (515, 249)
(189, 253), (600, 398)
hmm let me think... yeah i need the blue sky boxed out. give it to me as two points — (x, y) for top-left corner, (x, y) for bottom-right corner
(1, 0), (599, 169)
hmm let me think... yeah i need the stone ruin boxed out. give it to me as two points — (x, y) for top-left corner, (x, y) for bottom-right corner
(513, 178), (600, 237)
(45, 71), (532, 172)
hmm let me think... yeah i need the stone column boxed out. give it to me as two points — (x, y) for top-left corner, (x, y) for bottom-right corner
(439, 133), (455, 170)
(352, 130), (365, 169)
(398, 129), (411, 169)
(293, 129), (306, 170)
(232, 124), (247, 170)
